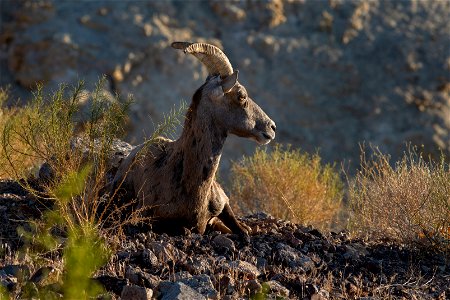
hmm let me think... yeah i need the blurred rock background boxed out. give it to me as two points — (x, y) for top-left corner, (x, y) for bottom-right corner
(1, 0), (449, 175)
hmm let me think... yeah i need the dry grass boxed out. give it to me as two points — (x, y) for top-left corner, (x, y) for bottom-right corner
(348, 145), (450, 252)
(0, 87), (38, 179)
(230, 145), (343, 230)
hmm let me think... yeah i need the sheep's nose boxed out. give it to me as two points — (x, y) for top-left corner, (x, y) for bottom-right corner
(271, 123), (276, 132)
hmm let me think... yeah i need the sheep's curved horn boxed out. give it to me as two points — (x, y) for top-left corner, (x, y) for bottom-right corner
(172, 42), (233, 78)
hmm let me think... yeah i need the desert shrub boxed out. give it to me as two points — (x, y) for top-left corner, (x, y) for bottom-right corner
(348, 146), (450, 252)
(0, 86), (8, 108)
(1, 78), (130, 228)
(230, 145), (343, 230)
(1, 77), (184, 229)
(0, 86), (34, 178)
(0, 79), (184, 298)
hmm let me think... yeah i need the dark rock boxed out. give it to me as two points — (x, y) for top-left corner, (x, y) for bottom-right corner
(121, 285), (153, 300)
(217, 274), (236, 296)
(183, 256), (210, 275)
(212, 234), (236, 252)
(343, 243), (369, 261)
(244, 279), (262, 295)
(124, 264), (160, 288)
(125, 265), (143, 286)
(30, 266), (55, 284)
(264, 280), (290, 298)
(308, 228), (325, 239)
(140, 248), (159, 269)
(0, 270), (16, 291)
(276, 243), (315, 271)
(94, 275), (128, 295)
(1, 264), (30, 279)
(256, 257), (268, 270)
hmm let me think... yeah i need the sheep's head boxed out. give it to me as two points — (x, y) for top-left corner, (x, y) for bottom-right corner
(172, 42), (276, 145)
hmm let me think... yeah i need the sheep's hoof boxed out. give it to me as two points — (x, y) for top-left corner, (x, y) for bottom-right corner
(237, 220), (253, 235)
(235, 222), (251, 244)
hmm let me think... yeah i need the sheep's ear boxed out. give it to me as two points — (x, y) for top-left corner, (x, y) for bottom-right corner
(221, 70), (238, 93)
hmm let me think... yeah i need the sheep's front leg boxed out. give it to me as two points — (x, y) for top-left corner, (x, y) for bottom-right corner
(217, 203), (252, 237)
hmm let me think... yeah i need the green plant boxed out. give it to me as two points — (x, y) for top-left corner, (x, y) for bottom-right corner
(0, 78), (185, 298)
(348, 145), (450, 252)
(63, 223), (110, 299)
(230, 144), (343, 230)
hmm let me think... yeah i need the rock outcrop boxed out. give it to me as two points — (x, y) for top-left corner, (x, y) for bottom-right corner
(1, 0), (449, 171)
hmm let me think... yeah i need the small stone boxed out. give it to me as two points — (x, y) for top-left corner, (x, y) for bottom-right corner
(141, 248), (159, 269)
(265, 280), (290, 297)
(161, 282), (206, 300)
(184, 256), (210, 275)
(212, 234), (236, 252)
(244, 279), (262, 295)
(124, 265), (140, 285)
(217, 274), (236, 296)
(1, 265), (30, 279)
(228, 260), (261, 279)
(180, 274), (218, 299)
(256, 257), (267, 270)
(149, 241), (185, 262)
(30, 266), (55, 284)
(121, 285), (153, 300)
(0, 270), (16, 291)
(125, 265), (160, 289)
(94, 275), (127, 295)
(276, 243), (315, 271)
(311, 289), (329, 300)
(38, 162), (55, 182)
(308, 228), (325, 239)
(174, 271), (192, 281)
(343, 244), (368, 260)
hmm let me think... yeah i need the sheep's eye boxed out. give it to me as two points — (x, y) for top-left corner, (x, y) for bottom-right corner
(238, 91), (247, 103)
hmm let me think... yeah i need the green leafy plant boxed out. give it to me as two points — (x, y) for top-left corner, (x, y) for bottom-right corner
(63, 223), (110, 299)
(230, 144), (343, 230)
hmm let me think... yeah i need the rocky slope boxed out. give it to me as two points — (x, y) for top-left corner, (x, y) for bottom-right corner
(0, 180), (448, 299)
(1, 0), (449, 173)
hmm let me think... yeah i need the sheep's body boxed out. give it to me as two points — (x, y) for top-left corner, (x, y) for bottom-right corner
(112, 42), (275, 236)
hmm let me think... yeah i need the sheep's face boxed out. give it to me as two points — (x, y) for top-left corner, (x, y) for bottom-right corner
(204, 74), (276, 145)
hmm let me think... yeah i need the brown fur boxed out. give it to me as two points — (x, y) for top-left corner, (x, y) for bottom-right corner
(112, 74), (275, 235)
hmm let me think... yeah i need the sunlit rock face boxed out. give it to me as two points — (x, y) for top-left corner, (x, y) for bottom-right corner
(1, 0), (449, 172)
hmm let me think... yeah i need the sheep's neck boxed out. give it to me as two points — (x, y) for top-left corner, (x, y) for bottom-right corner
(176, 107), (226, 197)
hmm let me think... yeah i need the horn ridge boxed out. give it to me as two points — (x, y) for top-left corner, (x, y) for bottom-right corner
(171, 41), (234, 78)
(171, 42), (193, 52)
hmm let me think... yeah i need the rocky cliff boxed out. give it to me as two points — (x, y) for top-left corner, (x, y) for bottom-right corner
(1, 0), (449, 172)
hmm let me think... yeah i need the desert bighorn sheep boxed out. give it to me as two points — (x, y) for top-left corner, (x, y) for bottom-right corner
(111, 42), (276, 236)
